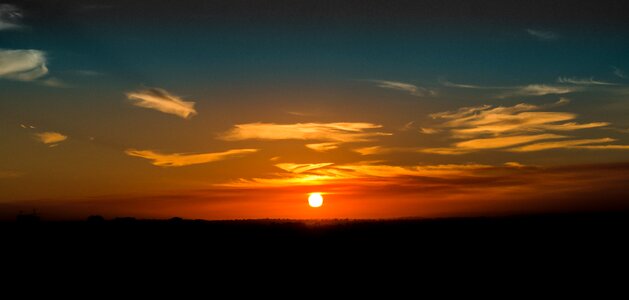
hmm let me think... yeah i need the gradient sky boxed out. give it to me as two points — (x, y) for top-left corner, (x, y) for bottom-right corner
(1, 0), (629, 219)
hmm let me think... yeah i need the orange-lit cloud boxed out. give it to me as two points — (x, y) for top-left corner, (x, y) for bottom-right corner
(305, 142), (339, 152)
(125, 148), (258, 167)
(34, 131), (68, 145)
(219, 122), (391, 149)
(509, 138), (618, 152)
(454, 134), (565, 150)
(222, 161), (493, 188)
(126, 87), (197, 119)
(420, 100), (622, 154)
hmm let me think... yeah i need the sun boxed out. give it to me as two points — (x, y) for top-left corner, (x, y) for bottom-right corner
(308, 193), (323, 208)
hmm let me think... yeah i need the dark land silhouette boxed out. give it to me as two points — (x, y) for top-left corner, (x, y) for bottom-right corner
(3, 212), (629, 288)
(4, 212), (629, 257)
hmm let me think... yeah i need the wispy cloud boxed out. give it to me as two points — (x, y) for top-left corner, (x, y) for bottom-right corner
(509, 138), (618, 152)
(419, 100), (621, 154)
(557, 77), (618, 86)
(126, 87), (197, 119)
(0, 4), (22, 30)
(72, 70), (103, 76)
(442, 79), (579, 98)
(219, 122), (391, 150)
(34, 132), (68, 146)
(419, 127), (440, 134)
(440, 80), (501, 89)
(20, 123), (36, 129)
(41, 77), (70, 88)
(274, 163), (334, 174)
(503, 84), (577, 97)
(613, 67), (627, 79)
(429, 100), (600, 138)
(368, 80), (436, 97)
(526, 29), (557, 40)
(455, 134), (565, 150)
(572, 145), (629, 150)
(125, 148), (258, 167)
(305, 142), (339, 152)
(221, 161), (493, 188)
(0, 49), (48, 81)
(353, 146), (395, 155)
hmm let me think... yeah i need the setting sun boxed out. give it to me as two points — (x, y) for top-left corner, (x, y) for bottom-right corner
(308, 193), (324, 208)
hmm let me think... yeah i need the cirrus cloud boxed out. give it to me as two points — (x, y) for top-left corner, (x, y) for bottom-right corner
(219, 122), (391, 151)
(125, 148), (258, 167)
(126, 87), (197, 119)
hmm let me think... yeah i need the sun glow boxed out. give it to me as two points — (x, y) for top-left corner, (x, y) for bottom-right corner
(308, 193), (324, 208)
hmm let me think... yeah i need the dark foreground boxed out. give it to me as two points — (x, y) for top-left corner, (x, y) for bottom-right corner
(2, 212), (629, 285)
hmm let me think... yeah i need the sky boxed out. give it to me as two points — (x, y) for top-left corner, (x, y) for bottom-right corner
(1, 0), (629, 220)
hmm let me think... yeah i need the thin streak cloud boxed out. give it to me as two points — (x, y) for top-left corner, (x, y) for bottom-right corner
(557, 77), (618, 86)
(368, 80), (436, 97)
(305, 142), (339, 152)
(504, 84), (577, 97)
(526, 29), (557, 40)
(509, 138), (617, 152)
(126, 88), (197, 119)
(125, 149), (258, 167)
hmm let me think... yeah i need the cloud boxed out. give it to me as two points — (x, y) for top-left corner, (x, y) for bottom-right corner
(613, 67), (626, 79)
(400, 121), (415, 131)
(503, 84), (577, 97)
(219, 122), (391, 149)
(572, 145), (629, 150)
(41, 77), (70, 88)
(509, 138), (618, 152)
(9, 163), (629, 219)
(126, 88), (197, 119)
(442, 80), (579, 98)
(72, 70), (103, 76)
(275, 163), (334, 173)
(0, 4), (22, 30)
(420, 100), (619, 154)
(557, 77), (618, 86)
(368, 80), (436, 97)
(353, 146), (393, 155)
(526, 29), (557, 40)
(0, 49), (48, 81)
(221, 161), (493, 188)
(440, 80), (500, 89)
(125, 149), (258, 167)
(305, 142), (339, 152)
(34, 132), (68, 145)
(419, 127), (440, 134)
(431, 100), (606, 138)
(455, 134), (565, 150)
